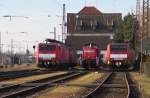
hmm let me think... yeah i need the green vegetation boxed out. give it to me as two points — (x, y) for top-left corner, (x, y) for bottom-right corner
(113, 13), (139, 48)
(113, 32), (124, 43)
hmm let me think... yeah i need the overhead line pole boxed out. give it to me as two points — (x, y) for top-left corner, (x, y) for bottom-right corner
(11, 39), (14, 65)
(136, 0), (141, 22)
(140, 0), (149, 74)
(142, 0), (149, 52)
(62, 4), (66, 42)
(0, 32), (1, 65)
(50, 27), (56, 40)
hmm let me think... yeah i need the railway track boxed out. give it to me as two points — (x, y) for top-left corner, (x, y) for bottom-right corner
(0, 68), (40, 74)
(0, 71), (87, 98)
(84, 72), (131, 98)
(0, 69), (54, 81)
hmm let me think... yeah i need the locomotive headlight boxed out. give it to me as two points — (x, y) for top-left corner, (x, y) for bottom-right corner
(119, 62), (122, 65)
(108, 61), (110, 64)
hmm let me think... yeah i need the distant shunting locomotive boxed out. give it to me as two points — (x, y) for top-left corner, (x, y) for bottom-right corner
(79, 43), (100, 68)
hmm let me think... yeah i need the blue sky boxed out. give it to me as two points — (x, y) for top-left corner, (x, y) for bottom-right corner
(0, 0), (136, 53)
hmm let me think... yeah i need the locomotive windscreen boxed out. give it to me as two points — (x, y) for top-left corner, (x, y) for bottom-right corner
(39, 44), (56, 51)
(110, 44), (127, 51)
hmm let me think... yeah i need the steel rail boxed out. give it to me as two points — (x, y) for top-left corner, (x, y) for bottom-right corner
(0, 69), (53, 81)
(125, 72), (130, 98)
(0, 72), (73, 93)
(83, 72), (113, 98)
(83, 72), (130, 98)
(1, 71), (87, 98)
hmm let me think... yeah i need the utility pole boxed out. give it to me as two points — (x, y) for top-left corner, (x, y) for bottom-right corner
(54, 27), (56, 40)
(136, 0), (142, 50)
(136, 0), (142, 73)
(140, 0), (149, 73)
(58, 35), (61, 41)
(142, 0), (149, 52)
(62, 4), (66, 42)
(136, 0), (141, 23)
(50, 27), (56, 40)
(0, 32), (1, 65)
(11, 39), (14, 65)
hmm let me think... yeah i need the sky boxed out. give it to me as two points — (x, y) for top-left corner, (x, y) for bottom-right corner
(0, 0), (136, 54)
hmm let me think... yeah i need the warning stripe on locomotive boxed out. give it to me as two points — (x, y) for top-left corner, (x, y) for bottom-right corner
(110, 54), (127, 59)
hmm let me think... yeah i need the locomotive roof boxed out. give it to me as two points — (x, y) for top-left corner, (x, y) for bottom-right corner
(109, 43), (128, 46)
(38, 39), (71, 47)
(45, 39), (64, 44)
(84, 43), (96, 45)
(83, 43), (99, 48)
(38, 42), (65, 46)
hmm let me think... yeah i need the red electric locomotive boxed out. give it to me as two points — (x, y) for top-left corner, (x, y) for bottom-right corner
(35, 39), (75, 68)
(106, 43), (135, 69)
(79, 43), (100, 68)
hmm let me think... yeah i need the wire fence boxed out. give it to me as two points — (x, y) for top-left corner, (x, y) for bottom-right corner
(0, 53), (35, 67)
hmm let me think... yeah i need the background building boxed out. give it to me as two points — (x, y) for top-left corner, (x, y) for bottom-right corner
(66, 6), (122, 55)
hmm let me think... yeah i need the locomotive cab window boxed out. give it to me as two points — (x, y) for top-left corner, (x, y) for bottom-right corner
(39, 45), (56, 51)
(110, 45), (127, 51)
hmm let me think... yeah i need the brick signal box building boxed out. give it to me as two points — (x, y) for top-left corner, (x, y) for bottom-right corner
(65, 6), (122, 54)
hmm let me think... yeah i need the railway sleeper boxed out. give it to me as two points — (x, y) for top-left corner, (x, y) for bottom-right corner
(1, 72), (87, 98)
(46, 83), (99, 88)
(102, 83), (127, 88)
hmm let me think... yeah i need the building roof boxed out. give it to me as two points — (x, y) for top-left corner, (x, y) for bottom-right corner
(78, 6), (102, 15)
(65, 36), (112, 50)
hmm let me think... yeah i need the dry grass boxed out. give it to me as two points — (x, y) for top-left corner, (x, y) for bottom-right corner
(144, 56), (150, 62)
(0, 64), (42, 72)
(130, 72), (150, 96)
(38, 72), (104, 98)
(0, 72), (67, 85)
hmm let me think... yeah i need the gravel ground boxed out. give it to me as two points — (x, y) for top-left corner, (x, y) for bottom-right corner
(35, 72), (104, 98)
(130, 72), (150, 98)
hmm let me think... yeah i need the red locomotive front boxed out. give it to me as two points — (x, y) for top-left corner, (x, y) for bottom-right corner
(36, 43), (58, 67)
(80, 43), (100, 68)
(35, 39), (75, 68)
(83, 48), (99, 60)
(106, 43), (135, 69)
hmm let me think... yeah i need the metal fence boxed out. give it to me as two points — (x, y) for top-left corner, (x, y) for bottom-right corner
(0, 53), (35, 66)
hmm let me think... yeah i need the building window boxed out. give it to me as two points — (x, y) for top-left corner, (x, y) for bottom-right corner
(75, 15), (79, 31)
(110, 35), (113, 39)
(80, 20), (82, 26)
(68, 18), (70, 22)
